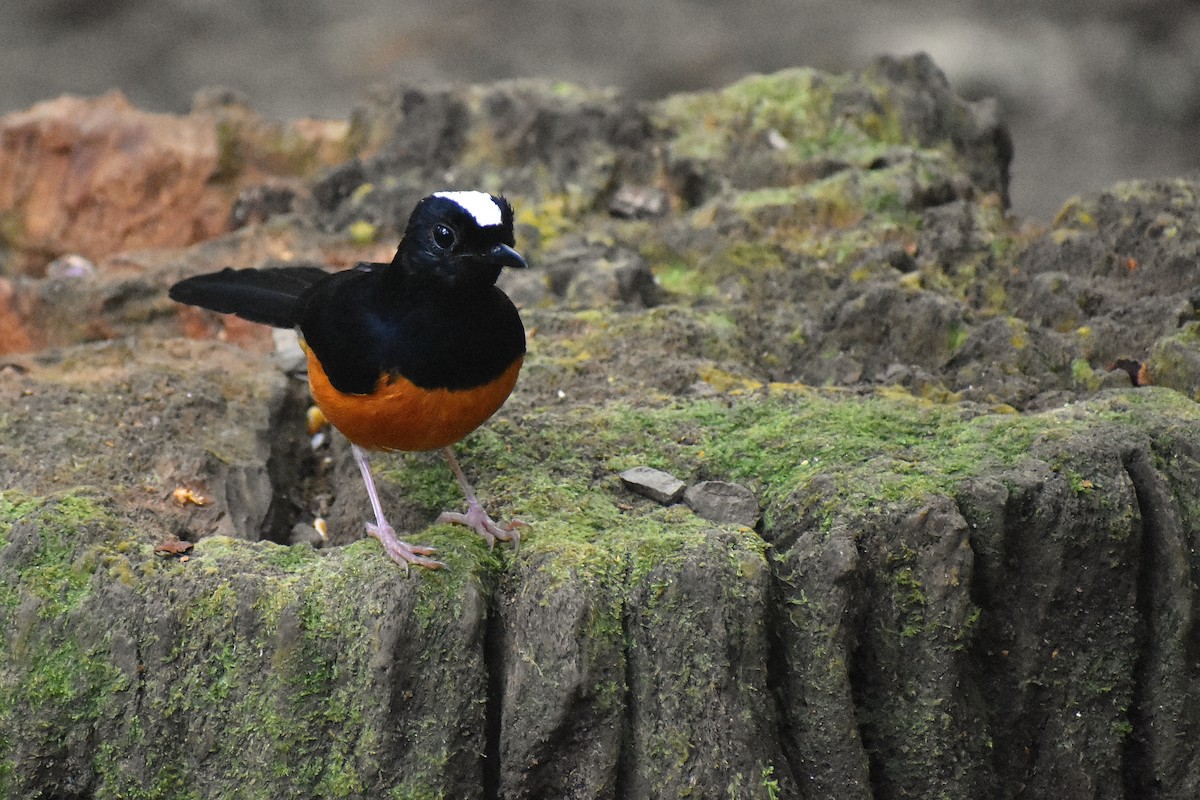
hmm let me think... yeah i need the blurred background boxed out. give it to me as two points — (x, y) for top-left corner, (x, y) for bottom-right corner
(0, 0), (1195, 220)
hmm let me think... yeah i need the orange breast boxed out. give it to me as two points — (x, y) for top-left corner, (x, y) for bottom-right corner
(306, 350), (522, 452)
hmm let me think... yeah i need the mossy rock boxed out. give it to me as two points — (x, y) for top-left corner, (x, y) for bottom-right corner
(5, 367), (1200, 797)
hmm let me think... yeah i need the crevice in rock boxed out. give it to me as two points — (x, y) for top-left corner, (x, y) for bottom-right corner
(955, 474), (1061, 793)
(260, 374), (325, 544)
(515, 685), (619, 797)
(1120, 448), (1166, 798)
(613, 569), (636, 800)
(844, 572), (885, 800)
(481, 571), (505, 800)
(760, 533), (806, 793)
(954, 485), (1005, 785)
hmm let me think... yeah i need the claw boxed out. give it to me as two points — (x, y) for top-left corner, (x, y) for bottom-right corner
(354, 444), (445, 571)
(438, 446), (526, 553)
(437, 500), (524, 552)
(354, 443), (524, 569)
(367, 522), (446, 571)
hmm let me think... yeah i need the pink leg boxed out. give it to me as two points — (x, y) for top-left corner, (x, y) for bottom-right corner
(435, 447), (526, 550)
(352, 444), (444, 571)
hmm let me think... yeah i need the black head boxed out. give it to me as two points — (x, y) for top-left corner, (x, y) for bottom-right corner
(395, 191), (527, 289)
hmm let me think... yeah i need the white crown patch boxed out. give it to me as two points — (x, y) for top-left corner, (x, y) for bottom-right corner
(434, 191), (503, 228)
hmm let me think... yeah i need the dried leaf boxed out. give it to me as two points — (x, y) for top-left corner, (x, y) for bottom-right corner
(154, 538), (194, 556)
(172, 486), (209, 506)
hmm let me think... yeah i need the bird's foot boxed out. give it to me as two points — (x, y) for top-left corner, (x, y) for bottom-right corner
(436, 500), (527, 550)
(366, 522), (445, 571)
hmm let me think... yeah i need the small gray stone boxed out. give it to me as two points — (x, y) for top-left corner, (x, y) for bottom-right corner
(272, 328), (308, 375)
(684, 481), (760, 527)
(608, 184), (669, 219)
(45, 253), (95, 279)
(619, 466), (686, 504)
(289, 522), (324, 548)
(497, 267), (551, 308)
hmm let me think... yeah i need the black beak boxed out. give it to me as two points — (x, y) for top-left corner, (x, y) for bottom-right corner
(489, 243), (528, 270)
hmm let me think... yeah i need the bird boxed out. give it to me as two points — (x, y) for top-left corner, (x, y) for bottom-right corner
(169, 190), (528, 570)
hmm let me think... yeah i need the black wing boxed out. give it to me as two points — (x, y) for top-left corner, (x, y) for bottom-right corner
(169, 265), (331, 328)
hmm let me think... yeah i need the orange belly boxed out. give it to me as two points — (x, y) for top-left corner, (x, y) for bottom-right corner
(306, 350), (522, 452)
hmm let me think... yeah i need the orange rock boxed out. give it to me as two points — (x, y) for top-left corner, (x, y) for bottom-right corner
(0, 93), (351, 354)
(0, 93), (350, 277)
(0, 278), (38, 353)
(215, 314), (275, 352)
(0, 93), (232, 275)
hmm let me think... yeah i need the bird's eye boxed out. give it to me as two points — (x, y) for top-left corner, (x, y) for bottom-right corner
(432, 224), (456, 250)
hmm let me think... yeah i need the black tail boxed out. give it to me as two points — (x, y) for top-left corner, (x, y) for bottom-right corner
(169, 265), (330, 328)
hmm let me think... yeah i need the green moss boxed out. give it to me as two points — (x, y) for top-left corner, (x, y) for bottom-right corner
(946, 322), (970, 354)
(0, 208), (25, 250)
(1071, 358), (1100, 390)
(893, 566), (927, 608)
(379, 451), (462, 514)
(722, 156), (931, 235)
(253, 123), (349, 178)
(454, 386), (1200, 553)
(133, 539), (401, 796)
(658, 69), (908, 168)
(761, 763), (782, 800)
(1, 491), (119, 617)
(0, 492), (132, 797)
(453, 414), (737, 588)
(513, 191), (584, 250)
(654, 258), (719, 300)
(212, 119), (245, 184)
(348, 219), (378, 245)
(0, 488), (498, 798)
(389, 785), (446, 800)
(1147, 321), (1200, 399)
